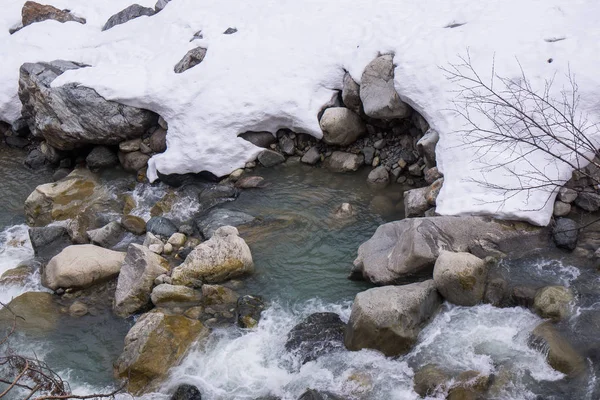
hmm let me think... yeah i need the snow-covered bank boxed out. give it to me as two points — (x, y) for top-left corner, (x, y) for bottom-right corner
(2, 0), (600, 225)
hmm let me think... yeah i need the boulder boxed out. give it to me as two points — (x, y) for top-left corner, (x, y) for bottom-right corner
(168, 232), (187, 248)
(359, 55), (410, 120)
(366, 166), (390, 189)
(285, 312), (345, 365)
(43, 244), (126, 290)
(417, 129), (439, 168)
(21, 1), (86, 28)
(171, 226), (253, 286)
(279, 135), (295, 156)
(239, 131), (277, 148)
(432, 251), (488, 306)
(342, 72), (362, 114)
(301, 146), (321, 165)
(558, 187), (577, 203)
(87, 221), (124, 248)
(323, 151), (364, 173)
(0, 292), (59, 332)
(114, 244), (170, 317)
(174, 47), (208, 73)
(236, 295), (265, 328)
(147, 216), (178, 238)
(353, 217), (548, 285)
(403, 187), (429, 217)
(528, 322), (585, 377)
(553, 201), (571, 217)
(319, 107), (366, 146)
(553, 218), (578, 250)
(345, 281), (442, 356)
(258, 149), (285, 167)
(86, 146), (118, 169)
(25, 149), (46, 169)
(151, 284), (203, 307)
(18, 61), (158, 150)
(28, 225), (71, 259)
(198, 184), (239, 212)
(121, 215), (147, 235)
(115, 311), (209, 394)
(533, 286), (573, 321)
(102, 4), (155, 31)
(24, 168), (110, 227)
(201, 284), (238, 305)
(170, 384), (202, 400)
(235, 176), (265, 189)
(119, 151), (150, 172)
(195, 208), (255, 239)
(574, 191), (600, 212)
(149, 127), (167, 153)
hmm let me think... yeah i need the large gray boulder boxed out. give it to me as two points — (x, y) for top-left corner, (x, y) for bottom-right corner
(18, 61), (158, 150)
(404, 187), (430, 217)
(359, 55), (410, 120)
(344, 281), (442, 356)
(319, 107), (366, 146)
(113, 244), (170, 317)
(171, 226), (253, 286)
(195, 208), (255, 239)
(115, 311), (209, 394)
(353, 217), (548, 285)
(43, 244), (125, 290)
(102, 4), (155, 31)
(323, 151), (364, 173)
(432, 251), (488, 306)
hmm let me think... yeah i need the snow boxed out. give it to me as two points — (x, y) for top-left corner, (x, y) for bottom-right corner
(2, 0), (600, 226)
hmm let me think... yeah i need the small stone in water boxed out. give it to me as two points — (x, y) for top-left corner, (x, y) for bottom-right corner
(69, 301), (88, 318)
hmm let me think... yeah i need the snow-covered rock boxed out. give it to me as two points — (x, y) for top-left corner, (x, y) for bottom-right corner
(2, 0), (600, 225)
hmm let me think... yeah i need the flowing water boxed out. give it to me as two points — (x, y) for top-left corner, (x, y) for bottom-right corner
(0, 149), (599, 399)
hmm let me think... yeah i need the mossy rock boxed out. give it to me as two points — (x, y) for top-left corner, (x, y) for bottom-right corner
(0, 292), (60, 332)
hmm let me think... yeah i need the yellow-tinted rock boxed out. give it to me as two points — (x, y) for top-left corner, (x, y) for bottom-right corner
(0, 292), (60, 332)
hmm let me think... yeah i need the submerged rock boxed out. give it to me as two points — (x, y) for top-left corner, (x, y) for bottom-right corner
(196, 208), (255, 239)
(360, 55), (410, 120)
(0, 292), (59, 332)
(528, 322), (585, 377)
(413, 364), (448, 398)
(285, 312), (345, 365)
(323, 151), (364, 173)
(147, 216), (178, 238)
(43, 244), (125, 290)
(102, 4), (156, 31)
(235, 176), (265, 189)
(19, 61), (158, 150)
(198, 184), (240, 212)
(319, 107), (366, 146)
(114, 244), (170, 317)
(121, 214), (147, 235)
(258, 149), (285, 167)
(353, 217), (548, 285)
(115, 311), (209, 394)
(344, 280), (442, 356)
(236, 295), (265, 328)
(171, 226), (253, 285)
(433, 251), (488, 306)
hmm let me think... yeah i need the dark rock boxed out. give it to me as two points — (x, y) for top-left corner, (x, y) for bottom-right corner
(149, 127), (167, 152)
(174, 47), (208, 74)
(19, 61), (158, 150)
(483, 278), (507, 307)
(413, 364), (449, 398)
(198, 184), (239, 212)
(52, 168), (71, 182)
(278, 135), (295, 156)
(223, 27), (237, 34)
(5, 136), (29, 148)
(341, 72), (361, 114)
(155, 0), (171, 12)
(574, 191), (600, 212)
(171, 384), (202, 400)
(285, 312), (345, 365)
(86, 146), (118, 169)
(28, 226), (71, 259)
(178, 224), (194, 236)
(297, 390), (344, 400)
(361, 147), (375, 165)
(146, 216), (178, 238)
(10, 118), (30, 137)
(25, 149), (46, 169)
(553, 218), (578, 250)
(21, 1), (86, 28)
(236, 295), (265, 328)
(509, 286), (538, 308)
(239, 132), (277, 148)
(177, 247), (193, 260)
(102, 4), (155, 31)
(195, 208), (255, 239)
(258, 150), (285, 167)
